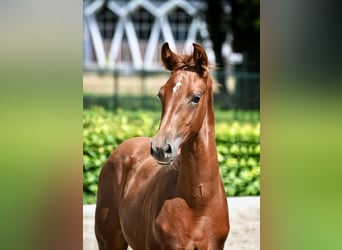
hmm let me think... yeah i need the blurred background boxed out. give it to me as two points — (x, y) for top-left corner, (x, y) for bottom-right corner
(83, 0), (260, 204)
(83, 0), (259, 110)
(2, 1), (342, 249)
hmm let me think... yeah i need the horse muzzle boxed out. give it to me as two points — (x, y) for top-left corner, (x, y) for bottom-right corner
(150, 139), (179, 165)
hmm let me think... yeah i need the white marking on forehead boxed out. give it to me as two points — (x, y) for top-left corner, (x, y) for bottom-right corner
(172, 81), (182, 93)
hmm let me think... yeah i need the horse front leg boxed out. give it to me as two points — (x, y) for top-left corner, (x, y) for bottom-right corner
(95, 193), (128, 250)
(95, 160), (128, 250)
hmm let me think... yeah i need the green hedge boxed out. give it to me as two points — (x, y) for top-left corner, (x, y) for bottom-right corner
(83, 107), (260, 204)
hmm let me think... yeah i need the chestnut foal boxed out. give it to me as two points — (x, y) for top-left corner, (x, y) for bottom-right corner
(95, 43), (229, 250)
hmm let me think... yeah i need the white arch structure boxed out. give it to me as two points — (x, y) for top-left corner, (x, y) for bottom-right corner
(83, 0), (241, 72)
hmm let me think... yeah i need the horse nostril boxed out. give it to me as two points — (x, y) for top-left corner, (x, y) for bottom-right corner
(150, 142), (157, 156)
(164, 144), (172, 154)
(151, 141), (172, 160)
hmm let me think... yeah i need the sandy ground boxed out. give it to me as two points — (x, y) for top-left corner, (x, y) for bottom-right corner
(83, 73), (169, 96)
(83, 73), (236, 96)
(83, 196), (259, 250)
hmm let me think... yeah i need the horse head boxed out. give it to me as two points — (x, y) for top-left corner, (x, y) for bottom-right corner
(150, 43), (213, 165)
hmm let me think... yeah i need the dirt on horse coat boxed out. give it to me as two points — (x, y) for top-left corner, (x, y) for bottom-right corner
(95, 43), (230, 250)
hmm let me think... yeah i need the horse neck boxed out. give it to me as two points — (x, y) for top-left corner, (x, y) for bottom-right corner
(176, 87), (220, 207)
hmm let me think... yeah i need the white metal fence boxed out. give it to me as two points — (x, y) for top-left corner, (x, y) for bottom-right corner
(83, 0), (242, 72)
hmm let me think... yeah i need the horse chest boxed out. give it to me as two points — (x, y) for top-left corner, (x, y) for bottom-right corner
(153, 198), (218, 249)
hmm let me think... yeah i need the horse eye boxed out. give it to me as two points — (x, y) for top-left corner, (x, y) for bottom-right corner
(191, 95), (201, 104)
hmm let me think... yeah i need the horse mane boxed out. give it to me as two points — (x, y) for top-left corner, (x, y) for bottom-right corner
(170, 54), (220, 93)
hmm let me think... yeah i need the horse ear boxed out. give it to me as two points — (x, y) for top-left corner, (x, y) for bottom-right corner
(193, 43), (208, 76)
(161, 43), (178, 71)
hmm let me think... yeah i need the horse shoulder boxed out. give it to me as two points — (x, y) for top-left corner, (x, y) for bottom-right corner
(97, 137), (153, 209)
(108, 137), (152, 166)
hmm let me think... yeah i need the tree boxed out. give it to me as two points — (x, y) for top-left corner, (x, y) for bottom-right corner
(230, 0), (259, 109)
(204, 0), (231, 108)
(230, 0), (259, 73)
(204, 0), (260, 109)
